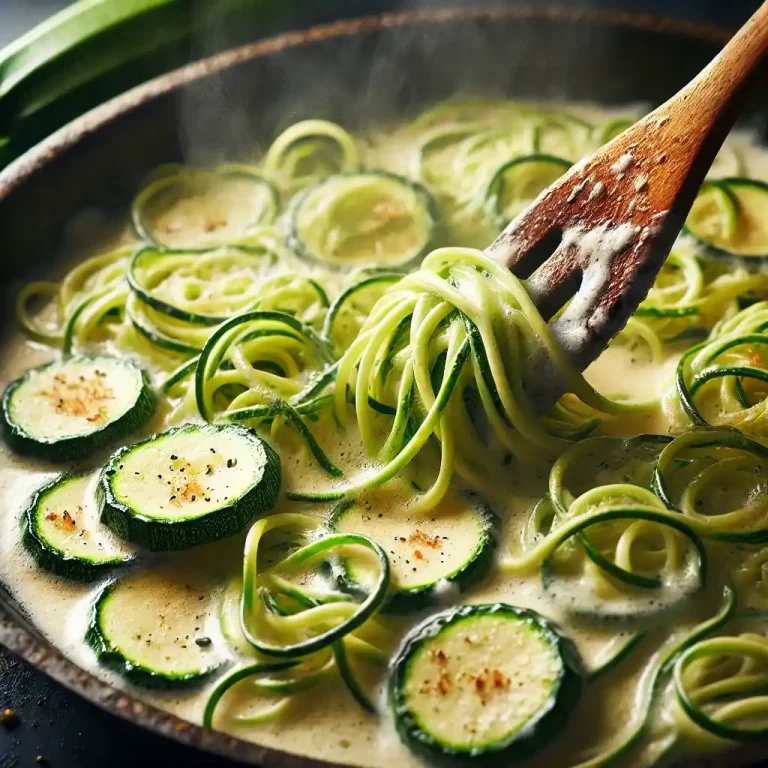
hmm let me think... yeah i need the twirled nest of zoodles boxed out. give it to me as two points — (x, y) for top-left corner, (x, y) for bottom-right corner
(9, 99), (768, 768)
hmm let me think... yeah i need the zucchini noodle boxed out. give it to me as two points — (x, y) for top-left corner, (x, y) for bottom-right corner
(307, 247), (640, 511)
(733, 548), (768, 609)
(13, 100), (768, 767)
(203, 514), (392, 724)
(569, 585), (736, 768)
(659, 611), (768, 757)
(17, 246), (130, 345)
(510, 428), (768, 620)
(671, 301), (768, 434)
(410, 101), (596, 246)
(617, 249), (768, 355)
(186, 310), (339, 474)
(264, 119), (359, 195)
(127, 246), (279, 324)
(239, 514), (390, 658)
(673, 629), (768, 746)
(652, 427), (768, 542)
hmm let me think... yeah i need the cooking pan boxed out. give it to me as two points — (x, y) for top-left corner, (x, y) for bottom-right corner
(1, 5), (768, 766)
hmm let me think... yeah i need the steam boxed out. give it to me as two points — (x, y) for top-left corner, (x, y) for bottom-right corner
(175, 0), (606, 167)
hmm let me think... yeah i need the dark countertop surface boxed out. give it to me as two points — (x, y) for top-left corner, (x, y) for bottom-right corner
(0, 644), (240, 767)
(0, 0), (764, 766)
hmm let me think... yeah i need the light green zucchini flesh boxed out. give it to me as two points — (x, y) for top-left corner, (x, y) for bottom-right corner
(685, 178), (768, 260)
(1, 355), (156, 461)
(485, 154), (570, 229)
(331, 497), (497, 612)
(100, 423), (281, 551)
(86, 566), (222, 687)
(23, 472), (134, 582)
(287, 172), (438, 270)
(133, 166), (280, 249)
(390, 603), (582, 761)
(322, 273), (402, 358)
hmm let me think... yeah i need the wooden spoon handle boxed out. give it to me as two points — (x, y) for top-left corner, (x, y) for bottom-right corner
(681, 0), (768, 124)
(634, 1), (768, 212)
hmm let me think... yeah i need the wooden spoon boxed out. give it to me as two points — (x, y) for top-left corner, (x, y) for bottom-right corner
(486, 1), (768, 408)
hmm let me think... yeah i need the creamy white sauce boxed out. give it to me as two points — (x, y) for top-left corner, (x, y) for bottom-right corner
(1, 101), (767, 768)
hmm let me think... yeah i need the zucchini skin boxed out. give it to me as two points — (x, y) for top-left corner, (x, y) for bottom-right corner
(0, 357), (157, 462)
(389, 603), (583, 763)
(685, 178), (768, 264)
(332, 499), (498, 613)
(485, 153), (570, 229)
(127, 300), (203, 355)
(127, 245), (254, 325)
(99, 423), (281, 551)
(132, 171), (280, 249)
(85, 581), (219, 688)
(286, 171), (439, 270)
(0, 2), (316, 170)
(21, 474), (133, 583)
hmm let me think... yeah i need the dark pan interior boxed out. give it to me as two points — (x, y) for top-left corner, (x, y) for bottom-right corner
(5, 7), (767, 287)
(1, 6), (767, 766)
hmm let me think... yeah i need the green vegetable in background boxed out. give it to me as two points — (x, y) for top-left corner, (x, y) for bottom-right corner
(0, 0), (315, 170)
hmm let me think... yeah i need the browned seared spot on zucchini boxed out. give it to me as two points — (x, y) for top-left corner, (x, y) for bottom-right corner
(390, 604), (583, 762)
(100, 423), (280, 551)
(23, 472), (134, 582)
(331, 495), (497, 612)
(1, 355), (155, 461)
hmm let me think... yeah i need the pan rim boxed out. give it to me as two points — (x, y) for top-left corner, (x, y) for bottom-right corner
(0, 5), (749, 768)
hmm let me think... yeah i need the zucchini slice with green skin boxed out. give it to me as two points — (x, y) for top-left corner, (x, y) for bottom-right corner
(485, 154), (570, 229)
(685, 178), (768, 261)
(23, 472), (134, 582)
(390, 603), (583, 762)
(331, 497), (498, 612)
(132, 165), (280, 249)
(86, 567), (222, 688)
(286, 172), (438, 270)
(100, 423), (281, 551)
(1, 355), (156, 462)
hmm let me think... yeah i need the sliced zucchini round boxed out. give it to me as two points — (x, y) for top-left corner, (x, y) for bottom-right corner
(286, 172), (438, 270)
(86, 567), (222, 687)
(390, 604), (583, 762)
(331, 497), (497, 612)
(22, 472), (134, 582)
(1, 356), (156, 462)
(685, 178), (768, 261)
(132, 165), (280, 249)
(485, 154), (570, 230)
(100, 423), (281, 551)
